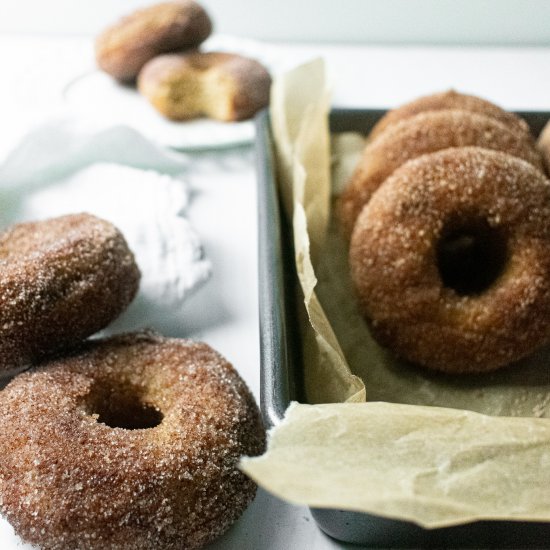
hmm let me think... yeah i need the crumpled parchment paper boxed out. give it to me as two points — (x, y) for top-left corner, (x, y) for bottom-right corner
(242, 401), (550, 528)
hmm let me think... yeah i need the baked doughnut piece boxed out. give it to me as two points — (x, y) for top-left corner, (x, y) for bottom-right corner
(338, 109), (544, 238)
(350, 147), (550, 374)
(137, 51), (272, 121)
(537, 118), (550, 175)
(95, 1), (212, 82)
(0, 332), (265, 550)
(0, 213), (139, 376)
(369, 89), (531, 140)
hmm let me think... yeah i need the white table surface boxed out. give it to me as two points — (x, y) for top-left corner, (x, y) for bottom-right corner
(0, 33), (549, 550)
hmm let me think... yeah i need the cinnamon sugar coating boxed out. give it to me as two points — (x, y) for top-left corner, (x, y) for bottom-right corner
(95, 1), (212, 81)
(0, 332), (265, 549)
(369, 89), (531, 140)
(350, 147), (550, 373)
(338, 109), (543, 238)
(0, 213), (139, 376)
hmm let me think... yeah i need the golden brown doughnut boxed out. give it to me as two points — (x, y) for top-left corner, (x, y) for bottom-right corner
(137, 51), (272, 122)
(0, 331), (265, 550)
(338, 109), (544, 238)
(369, 89), (531, 140)
(0, 213), (139, 376)
(350, 147), (550, 374)
(95, 1), (212, 82)
(537, 118), (550, 175)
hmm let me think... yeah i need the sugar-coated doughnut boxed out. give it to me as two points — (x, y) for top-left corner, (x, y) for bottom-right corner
(369, 89), (531, 140)
(0, 332), (265, 549)
(338, 109), (543, 238)
(95, 1), (212, 82)
(537, 118), (550, 176)
(350, 147), (550, 373)
(138, 51), (272, 122)
(0, 213), (139, 377)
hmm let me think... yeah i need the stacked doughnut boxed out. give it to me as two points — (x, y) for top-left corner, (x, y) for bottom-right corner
(0, 213), (264, 549)
(95, 1), (271, 122)
(0, 213), (140, 376)
(339, 91), (550, 374)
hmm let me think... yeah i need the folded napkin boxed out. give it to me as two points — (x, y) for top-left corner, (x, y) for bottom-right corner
(0, 114), (212, 337)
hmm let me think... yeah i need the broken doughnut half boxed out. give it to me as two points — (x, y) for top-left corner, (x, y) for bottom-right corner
(137, 51), (272, 122)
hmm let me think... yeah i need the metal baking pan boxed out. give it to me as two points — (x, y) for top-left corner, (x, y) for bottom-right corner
(255, 107), (550, 547)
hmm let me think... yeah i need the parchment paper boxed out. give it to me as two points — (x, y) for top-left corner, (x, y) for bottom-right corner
(241, 59), (550, 528)
(242, 402), (550, 528)
(270, 58), (364, 403)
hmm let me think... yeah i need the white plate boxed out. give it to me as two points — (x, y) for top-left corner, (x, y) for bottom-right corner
(62, 35), (299, 151)
(63, 70), (256, 151)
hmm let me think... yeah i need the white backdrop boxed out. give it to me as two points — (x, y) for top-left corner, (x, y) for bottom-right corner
(0, 0), (549, 44)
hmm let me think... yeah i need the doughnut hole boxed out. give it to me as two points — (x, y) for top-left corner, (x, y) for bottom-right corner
(86, 380), (163, 430)
(436, 217), (508, 296)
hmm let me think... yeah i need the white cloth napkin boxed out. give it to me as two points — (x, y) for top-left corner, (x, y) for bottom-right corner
(0, 115), (212, 335)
